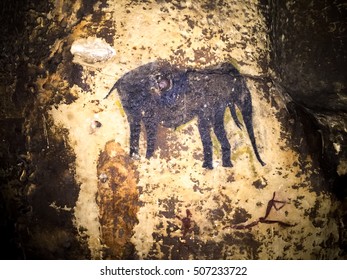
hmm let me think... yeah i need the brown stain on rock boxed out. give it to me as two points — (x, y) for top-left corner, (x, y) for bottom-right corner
(97, 140), (139, 259)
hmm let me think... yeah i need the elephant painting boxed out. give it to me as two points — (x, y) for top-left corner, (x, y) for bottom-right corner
(105, 60), (265, 169)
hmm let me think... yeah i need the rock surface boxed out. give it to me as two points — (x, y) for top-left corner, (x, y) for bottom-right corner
(0, 0), (346, 259)
(97, 141), (139, 259)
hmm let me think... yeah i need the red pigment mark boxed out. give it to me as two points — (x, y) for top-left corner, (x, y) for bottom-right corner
(225, 192), (296, 230)
(176, 209), (193, 237)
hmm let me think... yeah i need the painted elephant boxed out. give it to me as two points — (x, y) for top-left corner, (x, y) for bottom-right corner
(105, 60), (265, 169)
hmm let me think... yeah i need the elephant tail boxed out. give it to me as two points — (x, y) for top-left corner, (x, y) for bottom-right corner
(104, 80), (119, 99)
(235, 79), (266, 166)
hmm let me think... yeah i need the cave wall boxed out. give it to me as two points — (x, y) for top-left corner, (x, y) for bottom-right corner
(0, 0), (346, 259)
(0, 0), (97, 259)
(265, 0), (347, 195)
(267, 0), (346, 110)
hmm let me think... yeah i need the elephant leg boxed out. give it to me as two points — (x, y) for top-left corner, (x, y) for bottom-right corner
(143, 117), (158, 159)
(213, 106), (232, 167)
(198, 116), (213, 169)
(129, 115), (141, 158)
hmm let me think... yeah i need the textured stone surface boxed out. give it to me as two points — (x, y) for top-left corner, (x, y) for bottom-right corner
(267, 0), (346, 111)
(0, 0), (346, 259)
(264, 0), (347, 203)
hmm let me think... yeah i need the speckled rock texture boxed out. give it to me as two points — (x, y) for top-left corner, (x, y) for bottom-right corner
(0, 0), (346, 259)
(97, 141), (139, 259)
(265, 0), (347, 199)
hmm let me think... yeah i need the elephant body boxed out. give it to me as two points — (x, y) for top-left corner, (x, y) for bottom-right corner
(105, 60), (265, 169)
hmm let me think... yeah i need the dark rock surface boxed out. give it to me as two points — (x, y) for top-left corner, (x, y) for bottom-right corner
(261, 0), (347, 200)
(0, 0), (99, 259)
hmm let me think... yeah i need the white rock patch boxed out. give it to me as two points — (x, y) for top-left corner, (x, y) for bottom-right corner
(71, 37), (116, 64)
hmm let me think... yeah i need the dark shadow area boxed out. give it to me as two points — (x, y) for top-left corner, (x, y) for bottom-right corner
(260, 0), (347, 200)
